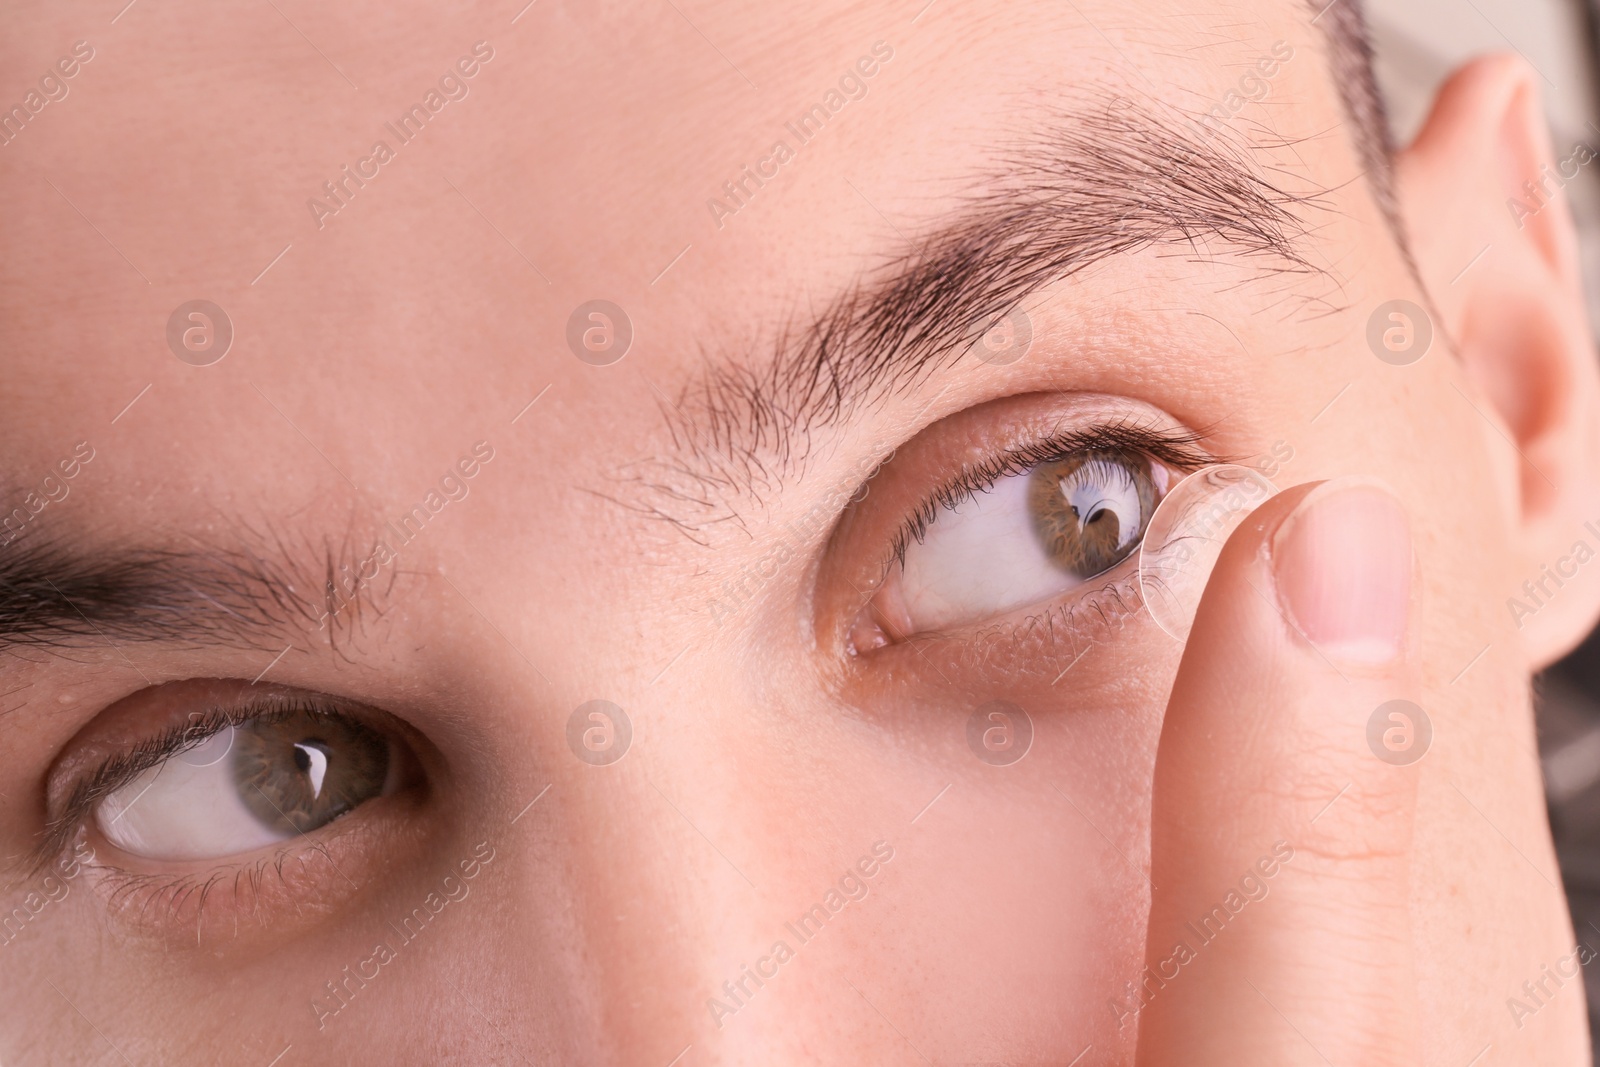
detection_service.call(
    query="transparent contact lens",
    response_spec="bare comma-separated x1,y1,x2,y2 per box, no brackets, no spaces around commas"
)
1137,464,1278,641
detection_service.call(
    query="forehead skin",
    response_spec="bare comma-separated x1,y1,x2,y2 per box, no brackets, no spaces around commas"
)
0,1,1563,1065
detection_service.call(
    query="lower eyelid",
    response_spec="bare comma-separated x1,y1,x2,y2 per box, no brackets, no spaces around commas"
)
79,789,416,949
977,554,1147,647
894,568,1154,682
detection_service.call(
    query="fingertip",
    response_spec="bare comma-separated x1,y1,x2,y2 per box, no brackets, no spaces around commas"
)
1268,478,1414,669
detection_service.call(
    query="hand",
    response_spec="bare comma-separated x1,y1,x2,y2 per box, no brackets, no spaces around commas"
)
1136,479,1423,1065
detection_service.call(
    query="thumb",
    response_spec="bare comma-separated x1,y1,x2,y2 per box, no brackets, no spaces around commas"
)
1133,478,1422,1066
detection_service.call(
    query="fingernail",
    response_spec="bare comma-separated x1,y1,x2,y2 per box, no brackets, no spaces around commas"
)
1272,480,1411,665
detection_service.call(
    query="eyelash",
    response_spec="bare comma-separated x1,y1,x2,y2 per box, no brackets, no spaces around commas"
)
36,692,348,873
885,416,1217,571
92,838,343,930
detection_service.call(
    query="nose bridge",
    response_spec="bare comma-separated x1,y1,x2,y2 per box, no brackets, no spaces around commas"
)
541,661,935,1064
540,677,774,1063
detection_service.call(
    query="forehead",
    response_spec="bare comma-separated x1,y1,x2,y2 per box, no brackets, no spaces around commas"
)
0,0,1356,550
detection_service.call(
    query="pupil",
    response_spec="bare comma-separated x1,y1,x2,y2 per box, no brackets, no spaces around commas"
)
293,745,312,773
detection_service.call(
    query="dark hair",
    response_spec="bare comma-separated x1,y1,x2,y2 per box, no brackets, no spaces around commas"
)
1317,0,1409,249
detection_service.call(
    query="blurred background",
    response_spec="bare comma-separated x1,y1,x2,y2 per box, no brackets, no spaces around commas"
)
1364,0,1600,1046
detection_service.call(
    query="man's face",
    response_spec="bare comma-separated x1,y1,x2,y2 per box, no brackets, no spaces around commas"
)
0,1,1574,1063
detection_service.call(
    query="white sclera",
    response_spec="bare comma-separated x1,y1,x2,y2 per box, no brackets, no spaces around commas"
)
1137,464,1278,641
95,726,293,861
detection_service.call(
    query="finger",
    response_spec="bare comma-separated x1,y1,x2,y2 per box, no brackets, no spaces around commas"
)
1132,478,1422,1066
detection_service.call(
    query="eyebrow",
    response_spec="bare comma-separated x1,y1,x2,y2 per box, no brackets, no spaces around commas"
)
0,529,392,662
652,98,1329,522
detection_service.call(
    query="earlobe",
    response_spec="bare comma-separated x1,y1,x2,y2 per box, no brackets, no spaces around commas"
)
1395,54,1600,668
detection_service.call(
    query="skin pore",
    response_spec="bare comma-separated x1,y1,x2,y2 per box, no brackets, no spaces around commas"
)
3,0,1600,1064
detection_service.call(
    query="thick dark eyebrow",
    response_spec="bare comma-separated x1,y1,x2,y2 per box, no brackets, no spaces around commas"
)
0,529,393,662
644,99,1330,530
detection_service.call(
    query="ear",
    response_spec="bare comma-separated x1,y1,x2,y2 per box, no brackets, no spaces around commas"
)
1395,53,1600,669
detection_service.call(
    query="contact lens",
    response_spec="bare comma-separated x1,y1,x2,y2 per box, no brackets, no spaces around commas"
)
1136,464,1278,641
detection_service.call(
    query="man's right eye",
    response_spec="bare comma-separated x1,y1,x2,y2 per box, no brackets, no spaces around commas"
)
39,680,436,945
96,708,404,862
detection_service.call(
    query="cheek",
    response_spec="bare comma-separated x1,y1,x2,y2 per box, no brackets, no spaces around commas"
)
814,611,1177,1048
824,691,1160,1059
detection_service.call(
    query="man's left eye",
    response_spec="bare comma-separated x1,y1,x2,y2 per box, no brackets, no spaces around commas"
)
854,448,1175,643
